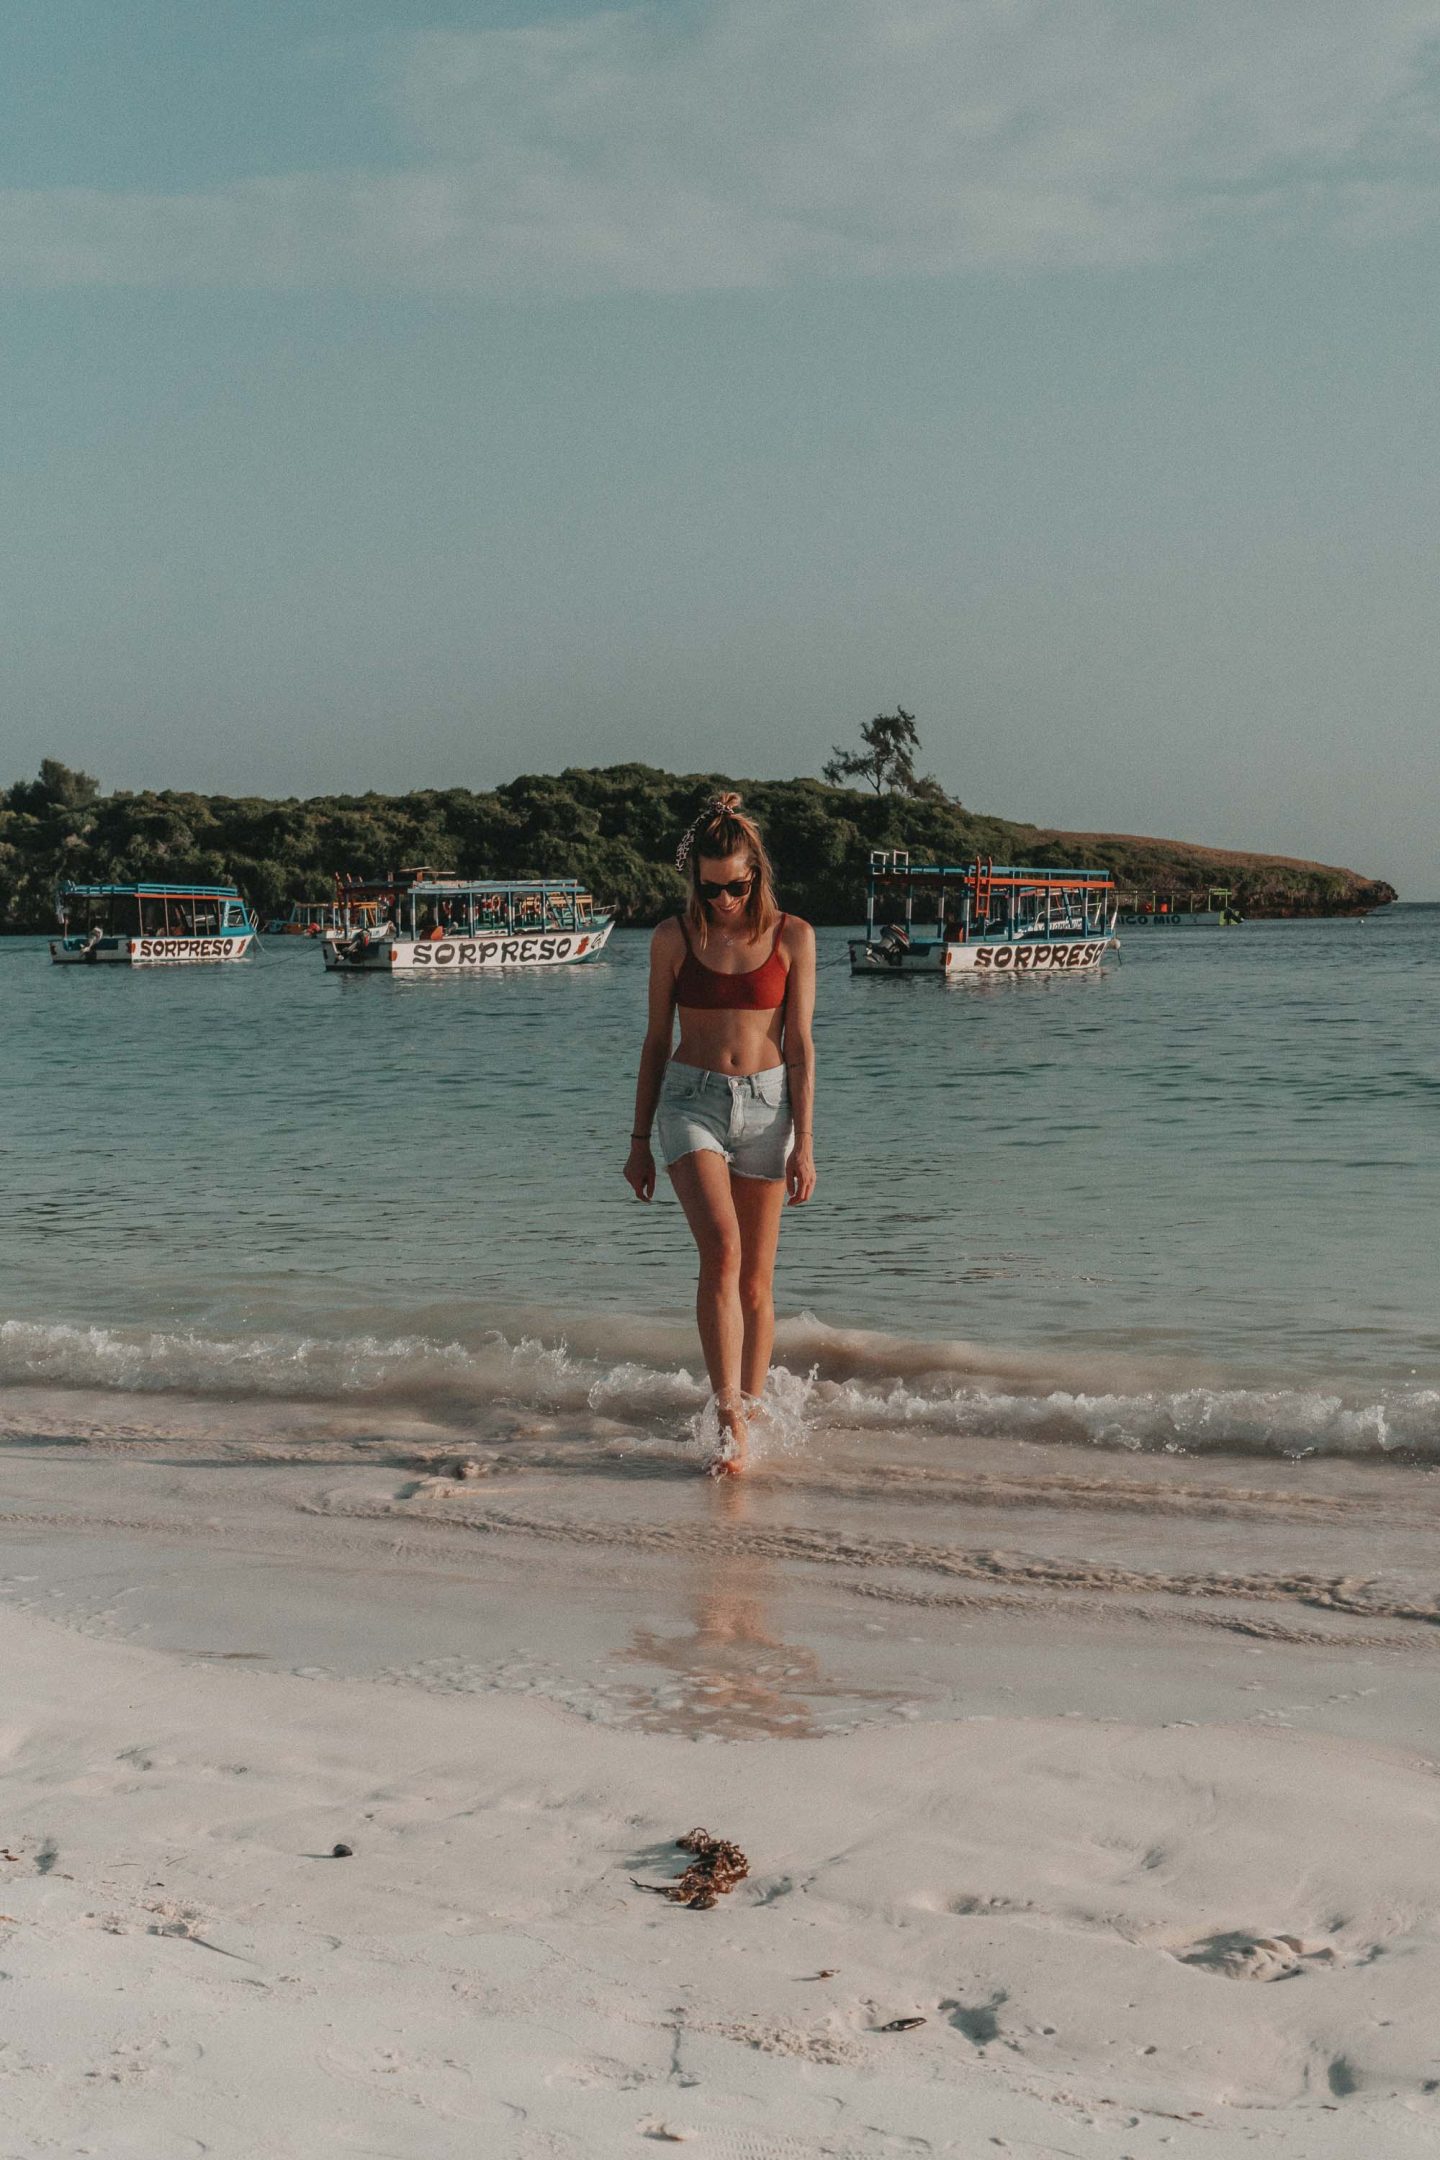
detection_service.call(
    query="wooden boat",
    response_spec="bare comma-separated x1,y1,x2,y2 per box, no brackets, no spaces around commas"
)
264,900,344,937
849,852,1117,977
51,882,257,965
321,868,615,973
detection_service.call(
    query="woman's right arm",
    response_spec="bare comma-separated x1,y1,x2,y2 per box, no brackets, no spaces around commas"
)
623,921,680,1202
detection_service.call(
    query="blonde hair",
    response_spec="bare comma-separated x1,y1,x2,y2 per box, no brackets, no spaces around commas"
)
679,792,780,949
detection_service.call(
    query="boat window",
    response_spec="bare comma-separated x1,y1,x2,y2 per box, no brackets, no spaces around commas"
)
410,901,459,940
84,892,141,937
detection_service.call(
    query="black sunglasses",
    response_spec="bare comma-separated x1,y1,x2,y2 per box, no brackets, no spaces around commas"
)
698,875,754,900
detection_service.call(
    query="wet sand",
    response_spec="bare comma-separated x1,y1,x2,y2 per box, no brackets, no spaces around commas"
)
2,1391,1439,2155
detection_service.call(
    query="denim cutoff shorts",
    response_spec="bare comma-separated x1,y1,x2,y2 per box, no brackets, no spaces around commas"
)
656,1062,792,1181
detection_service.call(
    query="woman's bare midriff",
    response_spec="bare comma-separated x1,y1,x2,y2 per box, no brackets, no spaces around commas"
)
673,1007,786,1076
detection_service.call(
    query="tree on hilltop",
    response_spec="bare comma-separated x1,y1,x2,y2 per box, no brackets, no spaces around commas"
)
824,709,928,796
6,758,100,816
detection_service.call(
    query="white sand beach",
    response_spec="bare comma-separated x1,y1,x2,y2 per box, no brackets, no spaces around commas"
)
2,1385,1439,2158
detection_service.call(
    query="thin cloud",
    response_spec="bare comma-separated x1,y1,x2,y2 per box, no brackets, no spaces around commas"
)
3,0,1438,290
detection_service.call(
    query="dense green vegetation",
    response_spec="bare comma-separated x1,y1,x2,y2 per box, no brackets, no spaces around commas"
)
0,757,1395,933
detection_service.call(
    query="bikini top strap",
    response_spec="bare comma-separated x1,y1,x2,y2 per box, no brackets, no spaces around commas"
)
771,912,787,955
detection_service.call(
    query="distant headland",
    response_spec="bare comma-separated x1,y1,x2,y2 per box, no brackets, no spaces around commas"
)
0,758,1396,933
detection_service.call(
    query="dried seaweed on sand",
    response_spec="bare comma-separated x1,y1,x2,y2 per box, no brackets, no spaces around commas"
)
632,1828,751,1910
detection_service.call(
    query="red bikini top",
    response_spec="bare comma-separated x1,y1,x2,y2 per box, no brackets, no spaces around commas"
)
675,915,789,1010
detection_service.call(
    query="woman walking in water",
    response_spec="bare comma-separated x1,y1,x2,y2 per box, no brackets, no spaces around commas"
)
623,794,816,1475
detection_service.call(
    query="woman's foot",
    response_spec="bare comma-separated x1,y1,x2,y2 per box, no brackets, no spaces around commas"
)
706,1394,749,1478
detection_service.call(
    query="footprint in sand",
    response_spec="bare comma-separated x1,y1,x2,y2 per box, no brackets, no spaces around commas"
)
1174,1930,1340,1981
941,1988,1009,2045
947,1891,1033,1916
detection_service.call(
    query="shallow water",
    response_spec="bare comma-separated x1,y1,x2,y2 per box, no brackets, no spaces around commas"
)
3,908,1437,1460
4,1373,1436,1748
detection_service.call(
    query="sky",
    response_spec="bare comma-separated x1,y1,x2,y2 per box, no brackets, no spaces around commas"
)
2,2,1437,892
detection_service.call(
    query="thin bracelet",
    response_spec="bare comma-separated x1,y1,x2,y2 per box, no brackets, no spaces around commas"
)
630,1131,651,1140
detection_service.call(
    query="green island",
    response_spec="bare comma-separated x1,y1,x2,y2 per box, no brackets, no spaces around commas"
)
0,757,1396,933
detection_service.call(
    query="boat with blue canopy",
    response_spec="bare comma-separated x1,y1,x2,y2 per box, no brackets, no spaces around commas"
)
850,851,1118,977
322,867,615,972
51,882,257,965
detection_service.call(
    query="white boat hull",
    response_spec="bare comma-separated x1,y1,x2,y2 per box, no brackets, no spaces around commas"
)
51,933,256,966
849,934,1115,977
322,916,616,972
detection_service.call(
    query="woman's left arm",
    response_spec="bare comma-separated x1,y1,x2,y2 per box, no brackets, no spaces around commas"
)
782,919,817,1205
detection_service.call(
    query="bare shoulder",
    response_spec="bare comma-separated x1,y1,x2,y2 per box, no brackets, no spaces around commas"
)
651,916,685,961
779,914,815,960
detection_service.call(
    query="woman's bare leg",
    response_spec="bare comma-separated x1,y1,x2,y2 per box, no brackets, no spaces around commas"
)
731,1174,786,1403
669,1151,748,1470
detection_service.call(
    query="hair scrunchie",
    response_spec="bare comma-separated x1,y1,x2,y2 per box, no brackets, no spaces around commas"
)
675,793,742,871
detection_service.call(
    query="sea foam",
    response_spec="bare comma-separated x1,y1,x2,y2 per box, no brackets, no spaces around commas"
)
1,1313,1436,1462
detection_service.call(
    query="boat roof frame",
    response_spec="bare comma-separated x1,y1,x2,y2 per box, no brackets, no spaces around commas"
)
57,880,245,899
868,860,1115,889
336,875,592,897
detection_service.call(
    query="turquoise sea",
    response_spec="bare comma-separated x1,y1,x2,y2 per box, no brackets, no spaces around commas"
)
2,907,1437,1459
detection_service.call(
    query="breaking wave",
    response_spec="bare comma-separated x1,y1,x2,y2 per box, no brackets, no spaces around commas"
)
1,1309,1436,1463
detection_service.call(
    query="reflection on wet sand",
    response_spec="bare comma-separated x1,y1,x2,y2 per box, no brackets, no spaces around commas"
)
621,1478,830,1738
